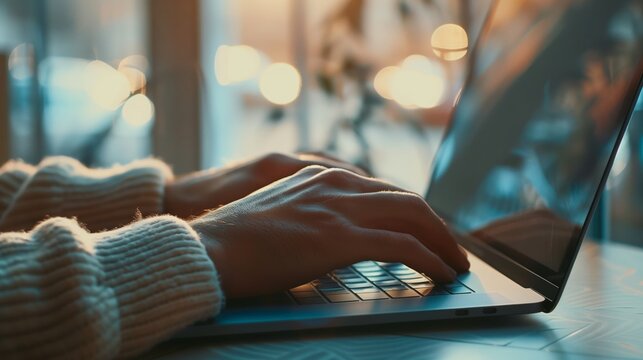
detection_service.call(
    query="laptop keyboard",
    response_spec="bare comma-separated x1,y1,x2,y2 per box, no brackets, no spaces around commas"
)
289,261,474,305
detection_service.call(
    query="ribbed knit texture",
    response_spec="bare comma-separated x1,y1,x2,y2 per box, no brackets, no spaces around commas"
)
0,157,172,232
0,158,224,359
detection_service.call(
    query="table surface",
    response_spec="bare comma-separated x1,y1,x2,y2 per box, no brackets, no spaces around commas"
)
146,240,643,360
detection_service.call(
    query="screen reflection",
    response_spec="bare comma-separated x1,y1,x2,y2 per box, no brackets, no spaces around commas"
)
427,0,642,284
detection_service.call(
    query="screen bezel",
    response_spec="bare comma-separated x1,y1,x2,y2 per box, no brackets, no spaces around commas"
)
424,0,643,312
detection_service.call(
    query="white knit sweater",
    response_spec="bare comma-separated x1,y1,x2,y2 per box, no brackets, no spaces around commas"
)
0,157,224,359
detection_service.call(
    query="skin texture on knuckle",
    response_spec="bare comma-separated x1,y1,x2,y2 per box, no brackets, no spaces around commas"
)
308,164,330,172
318,168,359,187
298,164,328,176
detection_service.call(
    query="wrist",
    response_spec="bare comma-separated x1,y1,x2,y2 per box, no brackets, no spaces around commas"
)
191,220,229,297
164,180,195,219
163,180,177,214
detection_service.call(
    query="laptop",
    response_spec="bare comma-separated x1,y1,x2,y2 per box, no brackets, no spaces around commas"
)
179,0,643,337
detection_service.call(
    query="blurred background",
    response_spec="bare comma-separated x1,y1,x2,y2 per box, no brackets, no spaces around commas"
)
0,0,640,245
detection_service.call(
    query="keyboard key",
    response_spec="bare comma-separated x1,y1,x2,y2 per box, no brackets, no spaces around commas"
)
333,268,355,275
359,271,389,277
316,286,344,292
390,269,419,276
296,297,327,305
353,261,377,268
395,273,426,280
379,284,408,291
290,284,315,292
367,275,395,282
445,285,472,294
290,291,319,298
352,287,384,294
326,293,359,303
385,289,421,298
316,282,343,290
373,279,400,287
408,282,433,289
336,274,361,281
320,288,351,295
345,283,376,290
341,277,367,284
357,292,389,300
405,278,433,285
414,287,431,296
311,279,331,286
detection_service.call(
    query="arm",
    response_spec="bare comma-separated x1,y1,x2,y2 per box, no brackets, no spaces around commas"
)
0,157,223,358
0,153,366,231
0,156,469,358
0,157,171,232
0,215,223,359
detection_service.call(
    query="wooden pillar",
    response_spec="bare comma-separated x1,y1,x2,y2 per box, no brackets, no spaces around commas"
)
0,53,9,163
148,0,202,174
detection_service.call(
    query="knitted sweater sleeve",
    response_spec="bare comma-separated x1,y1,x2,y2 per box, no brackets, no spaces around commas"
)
0,158,224,359
0,156,172,232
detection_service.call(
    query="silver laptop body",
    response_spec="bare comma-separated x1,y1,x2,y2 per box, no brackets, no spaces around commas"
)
179,0,643,337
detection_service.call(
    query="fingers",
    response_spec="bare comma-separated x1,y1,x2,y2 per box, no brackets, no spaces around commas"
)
296,168,466,268
292,167,400,195
355,229,457,283
337,192,470,273
288,166,469,273
256,152,367,183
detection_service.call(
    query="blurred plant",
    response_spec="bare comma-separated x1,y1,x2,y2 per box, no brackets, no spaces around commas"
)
316,0,473,172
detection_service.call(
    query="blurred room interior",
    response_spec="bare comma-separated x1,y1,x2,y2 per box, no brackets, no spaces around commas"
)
0,0,640,245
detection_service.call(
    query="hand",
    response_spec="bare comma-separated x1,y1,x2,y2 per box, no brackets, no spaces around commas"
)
190,165,469,299
165,152,367,219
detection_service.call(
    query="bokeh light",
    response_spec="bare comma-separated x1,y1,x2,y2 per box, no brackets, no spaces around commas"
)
122,94,154,126
373,66,399,100
85,60,131,110
431,24,468,61
377,54,446,109
215,45,262,85
118,55,148,93
259,63,301,105
118,54,150,74
118,66,147,93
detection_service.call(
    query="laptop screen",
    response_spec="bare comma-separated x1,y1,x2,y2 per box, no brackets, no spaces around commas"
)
426,0,642,287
